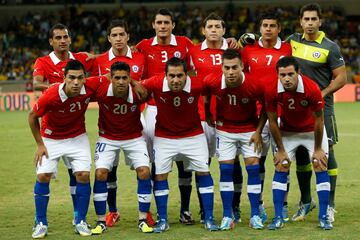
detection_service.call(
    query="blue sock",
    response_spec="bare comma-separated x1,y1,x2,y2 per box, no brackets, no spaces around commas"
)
220,164,234,218
68,169,77,218
107,166,118,212
246,164,261,217
138,178,152,213
315,171,330,219
34,181,50,226
76,182,91,224
272,171,288,218
93,179,108,216
177,164,192,213
197,174,214,221
154,180,169,220
232,161,243,209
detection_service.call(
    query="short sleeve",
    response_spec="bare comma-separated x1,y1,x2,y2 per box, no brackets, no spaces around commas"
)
33,58,45,78
328,43,345,70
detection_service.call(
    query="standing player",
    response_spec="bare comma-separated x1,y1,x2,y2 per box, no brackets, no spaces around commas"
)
32,23,96,225
188,13,245,223
90,62,153,234
92,19,151,228
136,8,196,224
241,11,292,222
204,49,265,230
29,60,102,238
287,3,346,222
141,57,218,232
266,56,332,230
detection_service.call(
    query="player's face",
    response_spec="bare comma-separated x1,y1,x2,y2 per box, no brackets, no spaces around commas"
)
108,27,129,51
63,69,86,97
166,65,187,92
260,19,280,41
222,58,243,88
278,65,298,91
49,29,71,52
111,70,130,96
300,11,321,35
152,14,174,38
202,20,225,42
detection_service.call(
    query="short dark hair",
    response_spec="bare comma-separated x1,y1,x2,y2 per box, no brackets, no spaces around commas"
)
107,19,129,36
165,57,187,73
300,3,322,19
259,10,280,27
202,12,225,28
153,8,174,23
222,49,242,62
49,23,70,39
276,56,299,73
110,61,130,76
64,60,85,76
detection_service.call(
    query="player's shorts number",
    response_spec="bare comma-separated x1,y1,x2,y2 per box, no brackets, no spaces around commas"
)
173,96,181,107
95,142,106,153
113,104,127,114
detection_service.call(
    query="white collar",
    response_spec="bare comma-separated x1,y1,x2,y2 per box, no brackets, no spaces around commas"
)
221,72,245,89
201,38,228,50
49,51,75,65
107,83,133,103
162,75,191,93
277,74,304,93
109,46,132,61
58,82,86,102
151,34,177,46
258,37,282,50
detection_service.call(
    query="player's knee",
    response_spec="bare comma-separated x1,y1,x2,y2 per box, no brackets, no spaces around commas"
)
195,171,210,176
37,173,52,183
137,166,150,180
244,157,259,166
155,173,168,181
275,162,290,172
95,168,108,181
75,171,90,183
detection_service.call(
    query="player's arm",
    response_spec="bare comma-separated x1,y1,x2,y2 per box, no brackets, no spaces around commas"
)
321,65,347,98
226,37,240,49
250,104,267,154
203,95,215,127
131,78,148,101
312,109,327,170
33,75,49,91
28,109,48,166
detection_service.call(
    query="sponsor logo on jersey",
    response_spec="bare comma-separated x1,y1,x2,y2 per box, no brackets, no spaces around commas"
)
131,105,137,112
58,109,65,113
312,51,321,59
53,71,60,77
174,51,181,58
241,98,249,104
160,97,166,103
198,58,205,63
105,68,110,72
188,96,194,104
251,57,258,63
148,54,155,59
132,65,139,73
300,100,308,106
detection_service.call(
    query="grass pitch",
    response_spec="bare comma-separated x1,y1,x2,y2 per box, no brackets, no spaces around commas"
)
0,102,359,239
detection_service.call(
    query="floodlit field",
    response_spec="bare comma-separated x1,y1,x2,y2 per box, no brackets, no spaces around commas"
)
0,102,359,239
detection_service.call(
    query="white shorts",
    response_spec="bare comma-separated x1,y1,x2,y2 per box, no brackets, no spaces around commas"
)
36,133,91,174
94,136,150,171
279,129,329,161
154,134,209,174
216,130,261,161
143,105,157,161
201,121,216,157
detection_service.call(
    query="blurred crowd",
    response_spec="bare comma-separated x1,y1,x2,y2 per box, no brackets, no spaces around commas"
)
0,3,359,82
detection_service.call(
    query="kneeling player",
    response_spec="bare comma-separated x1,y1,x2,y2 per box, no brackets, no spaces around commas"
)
266,56,332,230
91,62,153,234
142,57,218,232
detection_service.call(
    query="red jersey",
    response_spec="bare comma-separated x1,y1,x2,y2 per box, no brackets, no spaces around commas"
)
188,40,228,121
33,76,104,139
92,46,145,80
204,72,264,133
93,81,143,140
136,35,193,105
142,75,203,138
265,74,324,132
33,51,96,84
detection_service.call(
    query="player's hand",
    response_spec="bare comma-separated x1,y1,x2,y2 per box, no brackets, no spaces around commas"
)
249,132,263,154
238,33,258,48
226,37,240,49
81,52,96,61
274,150,290,167
312,149,328,170
130,45,139,53
132,80,148,100
205,112,215,127
35,144,48,166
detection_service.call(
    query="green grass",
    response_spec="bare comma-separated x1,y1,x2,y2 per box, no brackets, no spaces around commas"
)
0,102,360,239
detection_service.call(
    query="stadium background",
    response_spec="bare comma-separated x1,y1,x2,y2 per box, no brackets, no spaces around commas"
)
0,1,360,239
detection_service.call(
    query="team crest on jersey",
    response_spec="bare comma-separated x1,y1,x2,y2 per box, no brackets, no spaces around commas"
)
188,96,194,104
85,98,90,104
131,105,137,112
312,51,321,59
132,65,139,73
242,98,249,104
300,100,308,106
174,51,181,58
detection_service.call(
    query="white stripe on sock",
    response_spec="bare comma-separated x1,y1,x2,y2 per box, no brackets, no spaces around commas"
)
154,189,169,196
247,184,262,194
199,186,214,194
219,182,234,191
316,182,330,191
272,181,287,191
94,192,108,201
